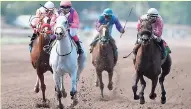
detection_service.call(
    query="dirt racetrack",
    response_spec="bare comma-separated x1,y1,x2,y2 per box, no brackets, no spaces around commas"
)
1,34,191,109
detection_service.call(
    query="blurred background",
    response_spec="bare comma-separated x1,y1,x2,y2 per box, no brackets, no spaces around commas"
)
1,1,191,44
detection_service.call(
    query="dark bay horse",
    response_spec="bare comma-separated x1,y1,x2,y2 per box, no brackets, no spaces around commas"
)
29,18,53,102
91,25,117,98
132,19,172,104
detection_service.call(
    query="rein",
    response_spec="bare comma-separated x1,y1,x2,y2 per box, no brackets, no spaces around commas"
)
56,35,74,57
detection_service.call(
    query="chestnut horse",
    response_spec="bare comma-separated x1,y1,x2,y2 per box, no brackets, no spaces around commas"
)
29,17,53,102
132,19,172,104
91,24,117,98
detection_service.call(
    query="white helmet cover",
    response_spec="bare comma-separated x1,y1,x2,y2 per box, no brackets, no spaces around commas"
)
147,8,159,17
44,1,55,9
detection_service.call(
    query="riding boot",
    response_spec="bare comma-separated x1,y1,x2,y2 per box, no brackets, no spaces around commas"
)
113,46,118,65
158,40,166,59
29,33,37,47
167,46,172,53
90,34,99,53
29,33,37,52
75,40,84,54
109,38,118,65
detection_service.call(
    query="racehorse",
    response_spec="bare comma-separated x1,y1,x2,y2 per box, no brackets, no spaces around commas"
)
91,24,117,98
49,16,87,108
132,19,172,104
29,16,53,102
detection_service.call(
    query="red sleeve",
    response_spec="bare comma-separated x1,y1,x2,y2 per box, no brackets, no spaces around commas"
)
70,10,80,28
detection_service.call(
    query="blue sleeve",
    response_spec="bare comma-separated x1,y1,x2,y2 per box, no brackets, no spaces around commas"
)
113,16,123,32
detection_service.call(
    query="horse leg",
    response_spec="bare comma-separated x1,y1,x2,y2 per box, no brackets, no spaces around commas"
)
160,55,171,104
60,76,67,98
139,75,146,104
70,69,78,106
37,68,46,102
107,69,113,90
110,38,118,65
34,76,40,93
149,77,158,100
96,73,100,87
53,72,63,108
96,69,104,98
159,73,167,104
132,73,140,100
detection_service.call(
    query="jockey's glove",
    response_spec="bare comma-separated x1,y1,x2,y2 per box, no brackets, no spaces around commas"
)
120,28,125,33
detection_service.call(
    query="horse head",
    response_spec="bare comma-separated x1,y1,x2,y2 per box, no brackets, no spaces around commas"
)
54,16,69,41
138,19,154,45
99,23,110,44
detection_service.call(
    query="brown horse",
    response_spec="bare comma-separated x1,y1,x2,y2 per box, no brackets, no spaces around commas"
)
29,20,53,102
132,19,172,104
91,25,117,98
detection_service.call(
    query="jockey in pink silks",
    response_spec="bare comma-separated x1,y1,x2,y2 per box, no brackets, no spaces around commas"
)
44,0,83,54
29,1,57,51
133,8,169,61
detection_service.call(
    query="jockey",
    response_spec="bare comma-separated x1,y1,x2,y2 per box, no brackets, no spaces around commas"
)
29,1,57,49
133,8,166,61
89,8,125,58
43,1,57,26
29,7,46,48
44,0,83,54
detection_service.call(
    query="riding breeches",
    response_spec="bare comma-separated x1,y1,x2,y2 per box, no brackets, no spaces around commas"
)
69,28,78,37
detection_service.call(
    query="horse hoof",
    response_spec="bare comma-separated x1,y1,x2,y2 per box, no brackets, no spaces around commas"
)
62,91,67,98
57,104,64,109
140,97,145,104
70,91,77,99
161,97,166,104
101,94,104,99
73,99,78,106
34,87,40,93
55,91,62,100
42,99,46,103
96,82,99,87
149,93,157,100
134,95,140,100
107,84,113,90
